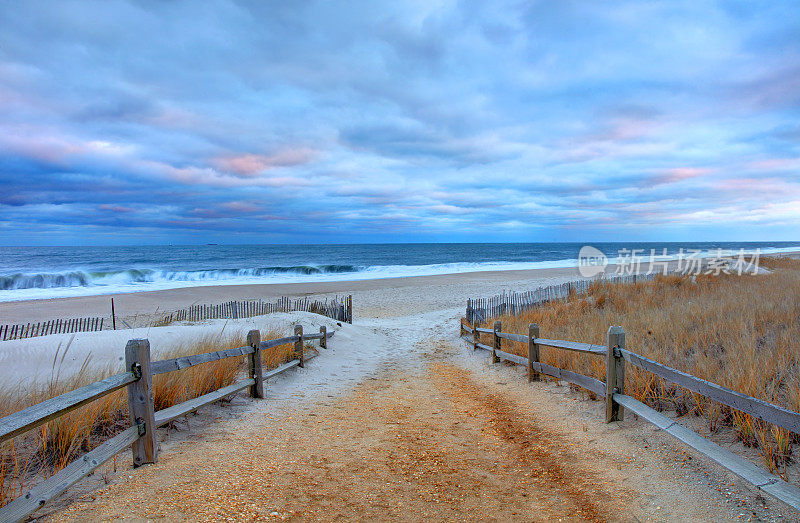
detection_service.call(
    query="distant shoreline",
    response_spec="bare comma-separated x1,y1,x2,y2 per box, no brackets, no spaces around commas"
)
0,265,586,325
2,242,799,303
3,250,798,327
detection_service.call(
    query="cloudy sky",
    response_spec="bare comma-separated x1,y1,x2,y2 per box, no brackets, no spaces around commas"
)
1,1,798,245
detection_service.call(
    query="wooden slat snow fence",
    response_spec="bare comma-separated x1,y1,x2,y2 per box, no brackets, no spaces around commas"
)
0,296,353,344
458,320,800,512
158,295,353,325
0,317,104,341
0,325,335,522
466,273,656,324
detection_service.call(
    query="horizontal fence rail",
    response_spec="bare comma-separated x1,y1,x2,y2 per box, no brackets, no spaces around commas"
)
0,426,142,522
154,379,255,427
466,273,658,324
489,329,606,355
459,319,800,512
619,349,800,434
260,335,301,350
158,295,353,326
1,317,104,341
0,371,138,444
151,345,255,376
0,324,335,521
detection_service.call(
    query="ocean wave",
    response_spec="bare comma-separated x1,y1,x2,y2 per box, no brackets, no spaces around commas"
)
0,265,364,290
0,271,92,290
1,244,798,301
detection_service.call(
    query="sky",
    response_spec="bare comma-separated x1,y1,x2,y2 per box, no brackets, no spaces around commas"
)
0,0,799,245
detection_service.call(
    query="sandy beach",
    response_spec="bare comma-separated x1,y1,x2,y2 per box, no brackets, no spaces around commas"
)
3,260,800,519
30,284,792,521
3,250,789,327
0,265,590,326
0,265,586,387
0,256,788,387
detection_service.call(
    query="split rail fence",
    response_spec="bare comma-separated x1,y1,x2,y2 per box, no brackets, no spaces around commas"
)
159,295,353,325
459,320,800,512
0,324,334,522
466,273,656,324
0,317,103,341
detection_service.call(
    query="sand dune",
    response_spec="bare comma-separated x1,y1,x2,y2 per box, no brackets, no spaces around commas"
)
0,311,341,389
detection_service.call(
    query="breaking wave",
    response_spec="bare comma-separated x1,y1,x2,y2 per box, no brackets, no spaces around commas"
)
0,265,363,290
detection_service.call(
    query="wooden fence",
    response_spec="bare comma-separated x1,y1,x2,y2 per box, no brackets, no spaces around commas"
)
458,320,800,512
0,295,353,344
0,324,334,522
158,295,353,325
466,273,656,324
0,317,104,341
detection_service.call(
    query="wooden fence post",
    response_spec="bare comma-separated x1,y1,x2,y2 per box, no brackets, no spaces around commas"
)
605,326,626,422
347,295,353,324
125,339,157,466
492,321,501,364
247,330,263,399
472,323,479,351
295,325,304,368
319,326,327,349
528,323,540,382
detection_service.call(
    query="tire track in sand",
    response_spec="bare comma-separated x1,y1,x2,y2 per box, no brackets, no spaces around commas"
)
53,358,635,521
430,362,632,521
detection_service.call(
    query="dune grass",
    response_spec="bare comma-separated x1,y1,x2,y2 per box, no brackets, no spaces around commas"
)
472,257,800,478
0,327,295,508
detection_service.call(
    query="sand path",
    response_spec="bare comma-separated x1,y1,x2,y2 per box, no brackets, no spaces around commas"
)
48,310,785,521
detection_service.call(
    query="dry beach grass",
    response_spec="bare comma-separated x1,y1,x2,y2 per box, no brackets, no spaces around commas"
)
474,257,800,480
0,327,293,508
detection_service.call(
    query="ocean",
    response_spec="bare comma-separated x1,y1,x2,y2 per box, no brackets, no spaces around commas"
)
0,242,798,302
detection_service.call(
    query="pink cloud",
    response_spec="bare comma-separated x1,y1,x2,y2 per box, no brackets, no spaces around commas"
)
253,214,289,221
188,207,223,219
579,107,661,145
212,148,316,177
747,158,800,171
98,204,134,213
142,160,313,188
220,201,261,213
0,126,134,165
1,131,87,164
651,167,714,185
591,119,653,142
558,140,673,163
716,177,799,194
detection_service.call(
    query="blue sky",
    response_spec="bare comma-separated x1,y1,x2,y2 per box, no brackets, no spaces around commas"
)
0,0,798,245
